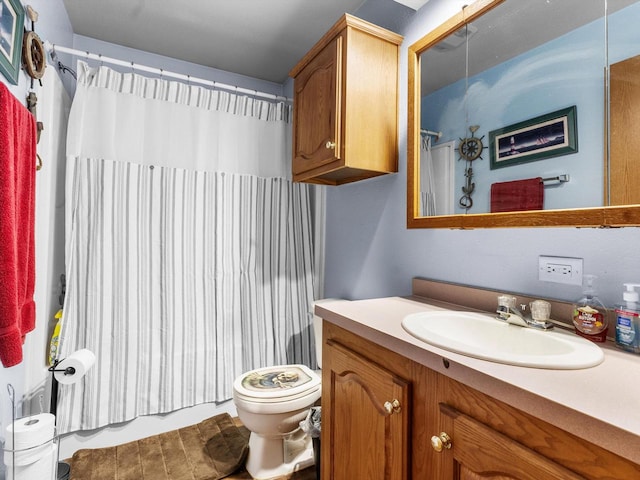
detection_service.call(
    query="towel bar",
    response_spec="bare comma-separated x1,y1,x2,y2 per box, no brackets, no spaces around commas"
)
541,174,569,185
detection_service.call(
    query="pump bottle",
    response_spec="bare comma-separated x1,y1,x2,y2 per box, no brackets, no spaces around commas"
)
615,283,640,354
572,274,608,343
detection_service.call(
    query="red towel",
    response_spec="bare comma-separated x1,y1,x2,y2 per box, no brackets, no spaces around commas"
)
0,83,37,367
490,177,544,213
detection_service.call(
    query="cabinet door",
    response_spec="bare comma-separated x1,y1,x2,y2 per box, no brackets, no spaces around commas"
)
436,403,585,480
609,54,640,205
322,340,409,480
292,35,341,175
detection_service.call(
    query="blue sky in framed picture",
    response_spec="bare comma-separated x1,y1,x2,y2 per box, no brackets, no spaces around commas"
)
0,1,16,60
0,0,23,84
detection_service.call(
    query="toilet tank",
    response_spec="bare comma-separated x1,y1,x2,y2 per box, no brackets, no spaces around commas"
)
313,309,323,369
313,299,342,369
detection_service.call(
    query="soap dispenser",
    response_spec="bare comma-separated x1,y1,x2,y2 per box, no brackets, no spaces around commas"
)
615,283,640,354
572,274,608,343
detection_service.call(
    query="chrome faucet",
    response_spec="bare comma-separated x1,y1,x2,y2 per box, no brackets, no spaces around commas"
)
496,304,554,330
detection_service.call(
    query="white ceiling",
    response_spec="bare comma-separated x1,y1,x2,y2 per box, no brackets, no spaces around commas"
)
60,0,389,84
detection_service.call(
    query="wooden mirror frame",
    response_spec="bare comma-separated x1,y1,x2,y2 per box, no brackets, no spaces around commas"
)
407,0,640,229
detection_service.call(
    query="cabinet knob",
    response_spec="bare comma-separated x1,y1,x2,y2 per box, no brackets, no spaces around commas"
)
431,432,452,452
325,141,336,149
383,399,401,414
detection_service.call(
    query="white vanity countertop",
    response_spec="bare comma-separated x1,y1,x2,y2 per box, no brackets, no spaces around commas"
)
316,296,640,464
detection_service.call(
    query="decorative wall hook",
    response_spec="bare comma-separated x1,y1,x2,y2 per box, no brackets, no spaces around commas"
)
458,125,486,210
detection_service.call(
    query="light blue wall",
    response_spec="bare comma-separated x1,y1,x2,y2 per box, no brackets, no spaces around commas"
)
325,0,640,310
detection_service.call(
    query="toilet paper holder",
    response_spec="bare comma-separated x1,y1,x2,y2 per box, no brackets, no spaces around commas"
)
47,360,77,377
48,348,96,380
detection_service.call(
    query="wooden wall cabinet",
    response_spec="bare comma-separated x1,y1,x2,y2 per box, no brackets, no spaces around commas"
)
289,14,403,185
322,322,640,480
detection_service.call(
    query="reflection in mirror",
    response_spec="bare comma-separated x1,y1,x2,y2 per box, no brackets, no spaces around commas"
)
408,0,640,228
609,5,640,206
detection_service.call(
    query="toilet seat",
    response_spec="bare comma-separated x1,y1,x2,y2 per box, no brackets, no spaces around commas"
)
233,364,321,414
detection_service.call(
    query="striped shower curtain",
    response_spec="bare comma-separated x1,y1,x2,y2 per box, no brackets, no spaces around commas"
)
57,62,317,433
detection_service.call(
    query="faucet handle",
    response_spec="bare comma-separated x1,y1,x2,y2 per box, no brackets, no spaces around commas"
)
520,304,527,311
497,295,517,309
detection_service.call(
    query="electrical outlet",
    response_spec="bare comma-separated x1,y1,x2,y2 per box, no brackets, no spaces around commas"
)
538,256,583,285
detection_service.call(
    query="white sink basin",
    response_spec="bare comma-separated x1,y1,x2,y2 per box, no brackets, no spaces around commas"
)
402,310,604,369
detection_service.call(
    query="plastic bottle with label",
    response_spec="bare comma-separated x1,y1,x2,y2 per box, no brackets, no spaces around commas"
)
572,274,608,343
615,283,640,354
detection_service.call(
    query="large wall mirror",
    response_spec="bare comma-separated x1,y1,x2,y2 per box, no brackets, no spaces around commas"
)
407,0,640,228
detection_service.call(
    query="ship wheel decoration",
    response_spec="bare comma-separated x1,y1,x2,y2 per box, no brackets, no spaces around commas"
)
457,125,486,210
22,6,46,83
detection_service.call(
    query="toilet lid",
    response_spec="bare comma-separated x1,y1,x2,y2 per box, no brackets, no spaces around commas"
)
233,364,320,401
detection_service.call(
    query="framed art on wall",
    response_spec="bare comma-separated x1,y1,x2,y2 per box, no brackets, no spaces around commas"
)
489,106,578,170
0,0,24,85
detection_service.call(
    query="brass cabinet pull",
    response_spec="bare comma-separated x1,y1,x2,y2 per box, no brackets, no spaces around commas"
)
383,399,401,414
431,432,452,452
325,141,336,149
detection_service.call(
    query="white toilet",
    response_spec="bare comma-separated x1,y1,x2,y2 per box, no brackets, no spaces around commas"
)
232,312,324,479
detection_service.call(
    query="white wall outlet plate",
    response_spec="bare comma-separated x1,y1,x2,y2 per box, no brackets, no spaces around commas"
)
538,256,583,285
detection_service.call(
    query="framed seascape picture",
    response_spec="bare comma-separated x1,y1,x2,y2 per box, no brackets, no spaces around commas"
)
0,0,24,85
489,106,578,170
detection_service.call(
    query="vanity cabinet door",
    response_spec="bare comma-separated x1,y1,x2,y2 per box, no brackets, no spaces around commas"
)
435,403,585,480
322,340,410,480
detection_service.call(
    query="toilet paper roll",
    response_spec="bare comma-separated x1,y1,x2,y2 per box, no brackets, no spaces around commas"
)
6,442,57,480
5,413,55,451
54,348,96,385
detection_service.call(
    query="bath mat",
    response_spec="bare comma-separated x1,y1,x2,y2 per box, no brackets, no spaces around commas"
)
68,413,250,480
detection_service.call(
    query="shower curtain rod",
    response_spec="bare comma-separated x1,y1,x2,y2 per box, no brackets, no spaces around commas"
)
421,128,442,140
44,42,293,103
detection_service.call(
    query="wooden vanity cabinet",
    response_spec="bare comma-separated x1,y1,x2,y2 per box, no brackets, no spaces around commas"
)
289,15,402,185
321,322,640,480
